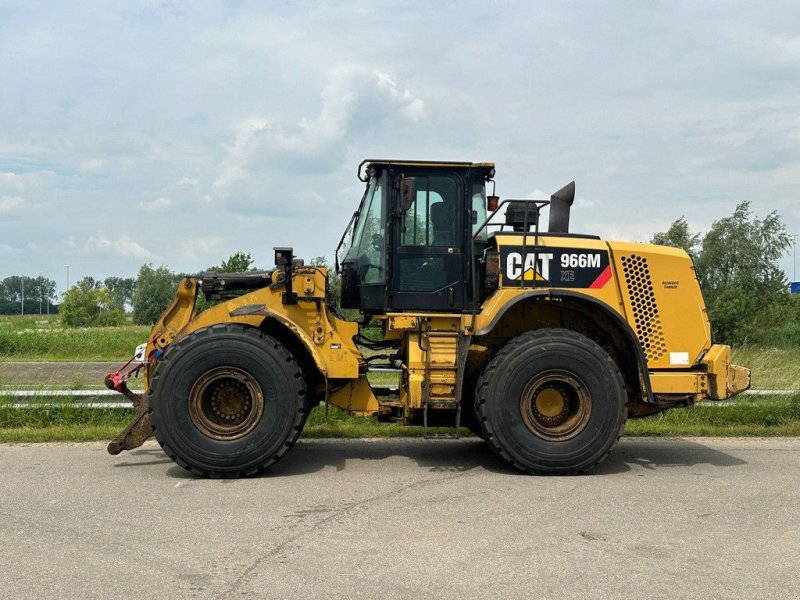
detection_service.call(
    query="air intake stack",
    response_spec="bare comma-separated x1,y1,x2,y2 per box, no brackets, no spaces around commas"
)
548,181,576,233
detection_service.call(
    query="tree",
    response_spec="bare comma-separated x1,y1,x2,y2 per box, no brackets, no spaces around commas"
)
694,202,792,344
60,277,124,327
655,203,792,345
194,251,258,313
132,265,178,325
0,275,58,315
103,277,136,311
651,216,701,258
219,251,255,273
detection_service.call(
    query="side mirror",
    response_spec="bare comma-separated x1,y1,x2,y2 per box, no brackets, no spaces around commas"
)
401,177,416,211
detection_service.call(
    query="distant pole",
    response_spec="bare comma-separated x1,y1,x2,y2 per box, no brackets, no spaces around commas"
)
21,278,24,316
39,272,43,316
794,235,797,282
65,265,70,293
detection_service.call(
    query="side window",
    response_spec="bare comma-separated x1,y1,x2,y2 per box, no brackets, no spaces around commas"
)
401,176,459,247
471,182,488,241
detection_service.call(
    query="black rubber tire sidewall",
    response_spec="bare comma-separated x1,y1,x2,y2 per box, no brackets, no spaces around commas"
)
149,325,306,477
477,329,626,474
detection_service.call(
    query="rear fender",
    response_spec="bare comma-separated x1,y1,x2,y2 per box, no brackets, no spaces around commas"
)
476,289,655,403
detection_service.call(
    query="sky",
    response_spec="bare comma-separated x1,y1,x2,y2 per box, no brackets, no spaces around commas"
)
1,0,799,295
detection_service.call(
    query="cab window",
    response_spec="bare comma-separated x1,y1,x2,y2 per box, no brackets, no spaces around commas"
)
401,175,459,247
352,176,385,284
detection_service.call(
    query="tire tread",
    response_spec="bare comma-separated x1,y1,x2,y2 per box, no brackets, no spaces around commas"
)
475,328,626,475
149,323,307,478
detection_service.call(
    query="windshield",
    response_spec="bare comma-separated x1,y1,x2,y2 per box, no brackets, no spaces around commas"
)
347,176,386,284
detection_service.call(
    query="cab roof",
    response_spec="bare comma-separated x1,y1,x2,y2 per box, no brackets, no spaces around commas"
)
358,159,495,181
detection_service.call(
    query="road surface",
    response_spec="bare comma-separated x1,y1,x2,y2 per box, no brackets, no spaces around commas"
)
1,437,798,599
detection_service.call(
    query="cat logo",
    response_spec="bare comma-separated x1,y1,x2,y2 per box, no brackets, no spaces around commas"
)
500,246,612,289
505,252,554,281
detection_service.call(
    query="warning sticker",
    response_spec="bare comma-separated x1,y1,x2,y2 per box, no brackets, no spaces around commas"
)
669,352,690,366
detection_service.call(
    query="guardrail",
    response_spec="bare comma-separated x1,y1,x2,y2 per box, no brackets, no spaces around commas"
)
0,389,142,409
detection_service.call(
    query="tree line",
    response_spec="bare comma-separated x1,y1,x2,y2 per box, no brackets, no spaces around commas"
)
57,251,258,327
0,275,58,315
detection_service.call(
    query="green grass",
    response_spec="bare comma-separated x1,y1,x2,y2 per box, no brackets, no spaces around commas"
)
0,315,149,361
732,345,800,391
626,394,800,436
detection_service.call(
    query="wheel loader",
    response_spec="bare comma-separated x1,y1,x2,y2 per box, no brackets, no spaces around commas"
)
106,159,750,476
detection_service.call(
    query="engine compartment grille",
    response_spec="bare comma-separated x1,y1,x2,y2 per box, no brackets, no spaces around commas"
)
621,255,666,363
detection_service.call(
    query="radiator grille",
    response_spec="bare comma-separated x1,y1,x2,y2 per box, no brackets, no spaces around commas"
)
621,255,666,362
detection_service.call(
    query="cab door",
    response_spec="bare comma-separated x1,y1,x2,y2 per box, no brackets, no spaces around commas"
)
391,172,465,311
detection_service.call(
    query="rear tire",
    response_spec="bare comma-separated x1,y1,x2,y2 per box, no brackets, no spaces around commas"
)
476,328,626,474
149,324,307,478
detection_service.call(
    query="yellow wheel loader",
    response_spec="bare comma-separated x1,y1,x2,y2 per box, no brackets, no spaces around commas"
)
106,160,750,476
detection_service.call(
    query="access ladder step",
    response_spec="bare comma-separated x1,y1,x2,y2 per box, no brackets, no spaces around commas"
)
425,400,459,408
422,402,462,440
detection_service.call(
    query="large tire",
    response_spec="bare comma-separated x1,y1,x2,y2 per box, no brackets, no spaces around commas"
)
476,328,627,474
149,323,307,478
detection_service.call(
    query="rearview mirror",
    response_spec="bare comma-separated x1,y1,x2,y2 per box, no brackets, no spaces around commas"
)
401,177,416,211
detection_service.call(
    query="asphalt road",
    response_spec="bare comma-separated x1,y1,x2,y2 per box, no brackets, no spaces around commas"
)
1,438,798,600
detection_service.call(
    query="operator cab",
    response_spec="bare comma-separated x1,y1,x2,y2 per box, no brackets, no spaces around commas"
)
337,160,494,314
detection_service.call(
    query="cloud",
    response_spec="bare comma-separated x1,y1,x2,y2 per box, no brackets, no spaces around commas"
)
177,237,224,262
212,66,426,215
79,159,105,173
81,236,155,259
139,196,172,211
0,196,28,214
0,171,56,193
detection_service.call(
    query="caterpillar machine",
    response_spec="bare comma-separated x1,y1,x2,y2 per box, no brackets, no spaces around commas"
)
106,160,750,476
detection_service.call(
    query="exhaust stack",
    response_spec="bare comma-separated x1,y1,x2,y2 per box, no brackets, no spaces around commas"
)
548,181,576,233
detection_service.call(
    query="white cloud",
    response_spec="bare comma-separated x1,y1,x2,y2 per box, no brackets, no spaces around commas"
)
79,159,105,172
177,177,200,188
178,237,224,262
0,244,19,256
575,197,599,209
82,236,155,259
139,196,172,211
0,171,56,193
0,196,27,214
526,189,549,200
213,117,270,194
212,65,427,208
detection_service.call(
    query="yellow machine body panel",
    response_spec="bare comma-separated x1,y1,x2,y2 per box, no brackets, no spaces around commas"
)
143,268,364,386
474,234,746,400
608,241,710,370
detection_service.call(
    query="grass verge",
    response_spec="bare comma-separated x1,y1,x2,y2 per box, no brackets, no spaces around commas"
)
0,315,149,361
1,394,799,443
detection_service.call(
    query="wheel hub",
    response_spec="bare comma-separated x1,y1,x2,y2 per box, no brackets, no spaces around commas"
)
189,367,264,440
520,370,592,441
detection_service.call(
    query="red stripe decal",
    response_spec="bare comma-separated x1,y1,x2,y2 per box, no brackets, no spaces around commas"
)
589,265,612,289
